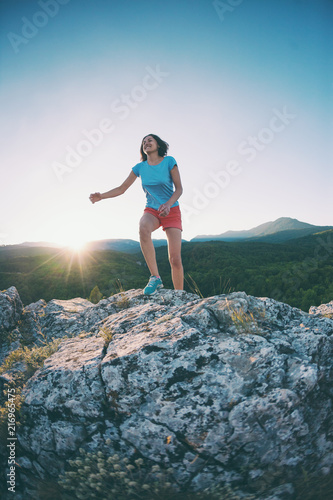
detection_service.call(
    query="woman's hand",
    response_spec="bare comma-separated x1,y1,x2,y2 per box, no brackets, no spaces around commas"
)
89,192,102,204
158,203,171,217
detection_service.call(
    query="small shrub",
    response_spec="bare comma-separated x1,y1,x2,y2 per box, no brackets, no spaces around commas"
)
89,285,103,304
0,338,62,378
293,468,333,500
0,338,62,441
58,446,255,500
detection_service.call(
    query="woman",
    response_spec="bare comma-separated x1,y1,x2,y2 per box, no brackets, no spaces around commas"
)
89,134,183,296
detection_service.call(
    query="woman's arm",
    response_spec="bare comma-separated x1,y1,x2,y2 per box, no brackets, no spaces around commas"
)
158,165,183,216
89,171,137,204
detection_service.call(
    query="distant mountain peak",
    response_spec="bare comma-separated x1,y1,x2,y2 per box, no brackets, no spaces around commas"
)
192,217,332,243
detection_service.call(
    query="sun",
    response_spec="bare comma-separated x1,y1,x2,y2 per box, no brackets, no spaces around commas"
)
55,236,88,252
67,237,88,252
68,240,87,252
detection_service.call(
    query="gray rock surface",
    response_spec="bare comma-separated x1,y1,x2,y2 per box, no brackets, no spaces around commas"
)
310,300,333,319
0,286,23,333
0,287,333,499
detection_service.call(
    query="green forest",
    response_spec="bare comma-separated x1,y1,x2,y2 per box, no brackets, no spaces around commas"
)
0,230,332,312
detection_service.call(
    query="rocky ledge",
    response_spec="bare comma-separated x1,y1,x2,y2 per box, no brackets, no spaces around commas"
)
0,287,333,499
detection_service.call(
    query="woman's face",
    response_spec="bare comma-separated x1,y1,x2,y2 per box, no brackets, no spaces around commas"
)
142,135,158,154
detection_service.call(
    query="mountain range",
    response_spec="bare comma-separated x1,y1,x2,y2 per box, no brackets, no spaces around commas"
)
7,239,167,253
3,218,333,251
191,217,333,244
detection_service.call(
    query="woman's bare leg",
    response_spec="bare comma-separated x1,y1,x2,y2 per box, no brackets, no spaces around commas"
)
139,213,160,276
165,227,183,289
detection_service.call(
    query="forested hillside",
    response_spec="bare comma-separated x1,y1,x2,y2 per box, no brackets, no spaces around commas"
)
173,230,333,311
0,230,332,311
0,246,147,305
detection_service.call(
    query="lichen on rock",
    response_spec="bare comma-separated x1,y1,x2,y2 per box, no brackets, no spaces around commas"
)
0,286,332,499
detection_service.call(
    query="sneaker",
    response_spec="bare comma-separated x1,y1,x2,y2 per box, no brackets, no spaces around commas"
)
143,276,163,296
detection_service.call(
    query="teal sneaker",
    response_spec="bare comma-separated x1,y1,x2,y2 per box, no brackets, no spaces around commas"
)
143,276,163,296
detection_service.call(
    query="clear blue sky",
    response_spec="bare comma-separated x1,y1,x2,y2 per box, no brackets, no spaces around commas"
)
1,0,332,246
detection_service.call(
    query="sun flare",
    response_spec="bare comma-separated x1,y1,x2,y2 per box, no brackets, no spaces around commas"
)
56,237,88,252
68,240,86,252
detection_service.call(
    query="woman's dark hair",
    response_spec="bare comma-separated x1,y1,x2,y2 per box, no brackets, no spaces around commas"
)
140,134,169,161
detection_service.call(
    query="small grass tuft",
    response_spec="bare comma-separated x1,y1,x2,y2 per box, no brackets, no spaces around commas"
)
185,274,204,298
99,326,113,346
230,308,258,334
156,314,174,324
114,279,130,309
226,300,265,335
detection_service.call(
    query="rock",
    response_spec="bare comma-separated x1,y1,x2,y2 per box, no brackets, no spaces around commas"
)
1,288,333,499
310,300,333,319
0,286,23,334
17,293,143,344
0,360,28,405
0,287,24,364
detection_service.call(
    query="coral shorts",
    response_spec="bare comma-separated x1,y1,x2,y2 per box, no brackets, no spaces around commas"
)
144,205,182,231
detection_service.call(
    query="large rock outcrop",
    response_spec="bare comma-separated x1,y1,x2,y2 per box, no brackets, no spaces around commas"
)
0,287,332,499
0,286,23,335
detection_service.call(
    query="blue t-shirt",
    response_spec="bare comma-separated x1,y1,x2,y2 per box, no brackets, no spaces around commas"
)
132,156,179,210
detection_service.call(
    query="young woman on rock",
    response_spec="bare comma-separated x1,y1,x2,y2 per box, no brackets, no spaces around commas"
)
89,134,183,295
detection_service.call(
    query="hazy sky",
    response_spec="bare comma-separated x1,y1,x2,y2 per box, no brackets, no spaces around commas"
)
1,0,332,246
